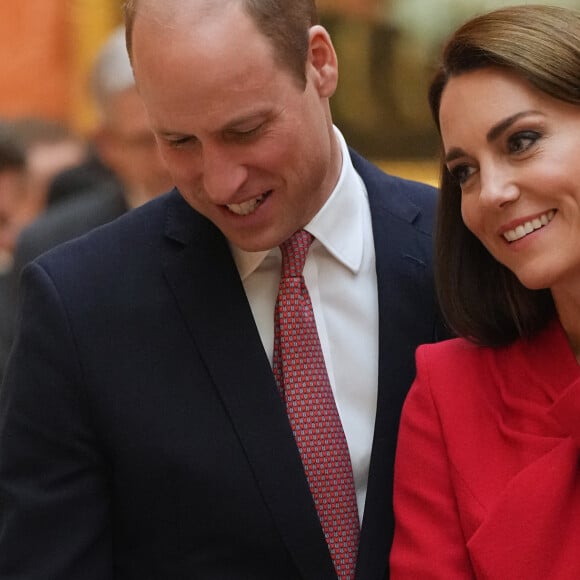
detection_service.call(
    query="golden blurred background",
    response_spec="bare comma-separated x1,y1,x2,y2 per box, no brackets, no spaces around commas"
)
0,0,575,184
0,0,122,133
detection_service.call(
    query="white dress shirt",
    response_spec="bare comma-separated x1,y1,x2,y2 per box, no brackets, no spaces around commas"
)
231,128,378,522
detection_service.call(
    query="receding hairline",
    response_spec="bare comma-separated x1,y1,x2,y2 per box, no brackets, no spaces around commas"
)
125,0,258,61
123,0,317,87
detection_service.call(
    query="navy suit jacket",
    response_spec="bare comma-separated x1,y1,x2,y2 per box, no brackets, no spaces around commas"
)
0,150,446,579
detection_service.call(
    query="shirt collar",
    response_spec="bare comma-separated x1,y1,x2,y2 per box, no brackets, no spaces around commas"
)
232,126,366,280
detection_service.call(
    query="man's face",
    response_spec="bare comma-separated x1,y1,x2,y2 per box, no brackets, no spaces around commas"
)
97,87,173,201
131,0,340,251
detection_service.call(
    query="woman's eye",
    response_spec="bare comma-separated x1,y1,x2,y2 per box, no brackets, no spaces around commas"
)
507,131,540,154
448,163,473,185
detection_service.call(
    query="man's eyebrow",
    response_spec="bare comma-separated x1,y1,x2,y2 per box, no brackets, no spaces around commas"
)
156,130,186,139
221,109,271,130
155,109,272,139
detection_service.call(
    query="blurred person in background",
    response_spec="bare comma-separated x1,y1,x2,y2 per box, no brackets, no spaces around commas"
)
0,116,87,272
12,25,172,271
0,115,86,381
0,123,27,381
0,121,27,274
0,116,88,380
0,26,172,382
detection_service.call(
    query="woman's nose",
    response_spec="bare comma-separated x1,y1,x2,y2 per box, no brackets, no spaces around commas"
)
479,166,520,208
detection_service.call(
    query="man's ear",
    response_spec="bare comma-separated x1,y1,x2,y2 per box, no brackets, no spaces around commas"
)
306,25,338,98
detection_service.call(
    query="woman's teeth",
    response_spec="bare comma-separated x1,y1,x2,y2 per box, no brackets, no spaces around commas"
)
503,210,555,242
226,194,266,216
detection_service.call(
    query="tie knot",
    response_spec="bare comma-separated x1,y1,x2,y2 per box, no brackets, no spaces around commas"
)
279,230,313,279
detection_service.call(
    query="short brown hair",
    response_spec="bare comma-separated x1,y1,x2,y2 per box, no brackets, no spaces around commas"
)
123,0,318,87
429,5,580,346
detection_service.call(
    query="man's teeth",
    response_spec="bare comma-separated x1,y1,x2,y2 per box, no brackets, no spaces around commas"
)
226,194,265,216
503,210,555,242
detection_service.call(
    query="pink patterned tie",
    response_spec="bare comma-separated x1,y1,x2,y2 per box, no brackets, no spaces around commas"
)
273,229,360,579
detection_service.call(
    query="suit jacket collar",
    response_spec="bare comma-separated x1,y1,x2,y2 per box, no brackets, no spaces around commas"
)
161,148,433,580
163,195,337,579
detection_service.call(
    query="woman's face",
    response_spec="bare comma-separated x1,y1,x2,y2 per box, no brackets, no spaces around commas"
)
439,66,580,294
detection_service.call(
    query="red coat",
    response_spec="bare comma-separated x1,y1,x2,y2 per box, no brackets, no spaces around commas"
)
390,318,580,579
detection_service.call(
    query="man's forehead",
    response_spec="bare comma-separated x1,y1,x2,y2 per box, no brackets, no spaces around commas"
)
133,0,239,27
130,0,261,73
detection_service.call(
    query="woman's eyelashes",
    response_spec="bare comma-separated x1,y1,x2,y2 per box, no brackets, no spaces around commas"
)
446,129,543,185
448,162,474,185
506,130,541,155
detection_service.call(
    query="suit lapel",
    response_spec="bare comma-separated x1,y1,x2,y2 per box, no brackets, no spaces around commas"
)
161,194,337,580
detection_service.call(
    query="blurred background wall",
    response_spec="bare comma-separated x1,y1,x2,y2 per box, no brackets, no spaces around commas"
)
0,0,121,133
0,0,576,181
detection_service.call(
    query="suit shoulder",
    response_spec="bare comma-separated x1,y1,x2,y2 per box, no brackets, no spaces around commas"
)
35,189,180,274
349,148,437,196
413,338,502,407
18,187,125,247
416,337,484,370
349,148,438,231
12,190,126,276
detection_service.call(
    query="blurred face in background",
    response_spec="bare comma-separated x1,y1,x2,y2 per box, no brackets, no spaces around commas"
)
0,132,86,272
22,137,87,222
95,87,173,205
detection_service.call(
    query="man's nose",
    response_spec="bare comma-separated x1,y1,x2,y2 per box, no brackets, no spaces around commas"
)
201,145,248,204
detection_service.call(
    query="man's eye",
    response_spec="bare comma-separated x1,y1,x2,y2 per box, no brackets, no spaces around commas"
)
230,123,264,140
168,137,191,146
